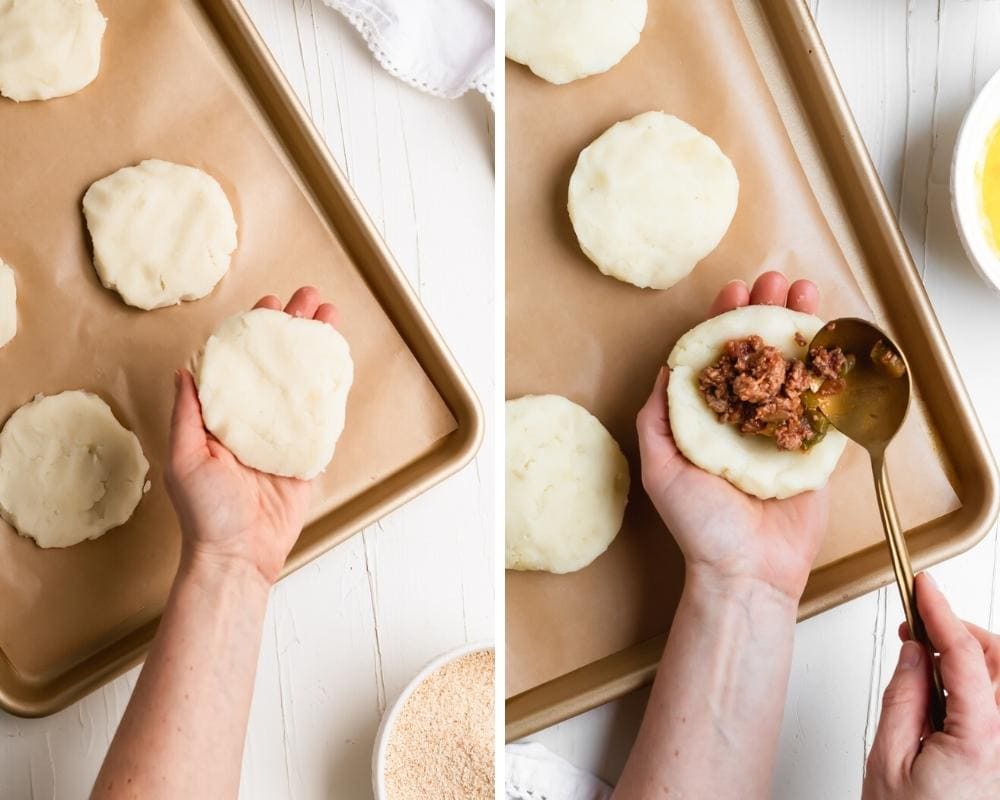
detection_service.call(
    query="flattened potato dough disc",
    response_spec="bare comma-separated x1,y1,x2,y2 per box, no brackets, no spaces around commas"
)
668,305,847,500
83,159,238,310
0,0,106,102
0,259,15,348
506,0,647,85
506,395,630,574
569,111,739,290
197,309,354,480
0,391,149,548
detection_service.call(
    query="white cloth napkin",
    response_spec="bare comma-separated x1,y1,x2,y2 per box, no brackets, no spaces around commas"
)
506,743,613,800
322,0,495,107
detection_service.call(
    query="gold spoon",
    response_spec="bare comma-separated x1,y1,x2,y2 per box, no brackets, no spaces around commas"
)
809,317,946,731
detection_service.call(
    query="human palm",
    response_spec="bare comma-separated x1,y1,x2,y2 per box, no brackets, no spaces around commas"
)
637,272,829,600
165,287,339,586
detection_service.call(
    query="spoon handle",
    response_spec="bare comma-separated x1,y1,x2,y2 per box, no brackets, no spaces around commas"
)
871,454,947,732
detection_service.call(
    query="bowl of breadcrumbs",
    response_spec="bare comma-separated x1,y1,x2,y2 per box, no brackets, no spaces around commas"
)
372,642,495,800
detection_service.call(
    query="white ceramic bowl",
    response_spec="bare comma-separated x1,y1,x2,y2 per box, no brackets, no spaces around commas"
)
371,640,494,800
952,66,1000,291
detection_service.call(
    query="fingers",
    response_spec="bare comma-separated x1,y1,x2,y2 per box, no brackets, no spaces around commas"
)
284,286,321,318
636,366,684,492
902,603,1000,706
900,617,1000,653
749,271,790,306
708,280,750,318
916,573,997,731
786,279,820,314
868,641,930,775
168,369,208,473
253,288,338,327
253,295,282,311
314,302,339,327
637,365,672,437
709,274,818,316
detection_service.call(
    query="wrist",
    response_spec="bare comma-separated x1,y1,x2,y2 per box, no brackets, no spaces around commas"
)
684,564,802,617
178,547,273,601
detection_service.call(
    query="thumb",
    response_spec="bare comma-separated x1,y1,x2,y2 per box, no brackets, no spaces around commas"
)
636,366,683,485
868,641,930,776
168,369,208,473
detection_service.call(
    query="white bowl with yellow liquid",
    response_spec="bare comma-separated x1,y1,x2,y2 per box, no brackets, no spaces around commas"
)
953,67,1000,291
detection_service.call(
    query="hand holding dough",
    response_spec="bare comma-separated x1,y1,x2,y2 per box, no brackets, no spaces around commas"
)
0,0,107,102
196,300,353,480
636,274,833,601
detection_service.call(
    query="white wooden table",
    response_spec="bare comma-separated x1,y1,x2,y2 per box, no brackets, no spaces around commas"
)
526,2,1000,798
0,2,494,798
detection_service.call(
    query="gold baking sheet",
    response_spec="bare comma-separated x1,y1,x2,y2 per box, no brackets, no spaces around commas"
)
505,0,998,739
0,0,481,717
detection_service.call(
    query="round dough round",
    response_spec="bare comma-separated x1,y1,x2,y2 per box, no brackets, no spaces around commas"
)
667,305,847,500
506,0,647,85
569,111,739,290
197,308,354,480
506,395,630,574
0,259,16,349
83,159,238,310
0,391,149,548
0,0,106,102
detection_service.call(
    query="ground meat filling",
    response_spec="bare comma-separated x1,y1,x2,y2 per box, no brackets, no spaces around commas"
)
697,335,848,451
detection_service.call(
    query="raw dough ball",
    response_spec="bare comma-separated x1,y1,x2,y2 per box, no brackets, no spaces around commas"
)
0,259,15,348
83,159,238,310
506,0,647,85
506,395,630,574
197,308,354,480
0,391,149,548
569,111,739,290
0,0,106,102
668,305,847,500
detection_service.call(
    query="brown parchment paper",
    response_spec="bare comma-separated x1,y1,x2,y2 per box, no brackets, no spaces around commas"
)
506,0,961,697
0,0,456,681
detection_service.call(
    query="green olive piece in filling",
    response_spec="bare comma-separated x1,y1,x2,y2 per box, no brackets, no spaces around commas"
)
802,400,830,451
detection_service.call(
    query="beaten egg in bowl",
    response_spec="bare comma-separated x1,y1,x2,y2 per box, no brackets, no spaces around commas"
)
953,68,1000,290
981,121,1000,255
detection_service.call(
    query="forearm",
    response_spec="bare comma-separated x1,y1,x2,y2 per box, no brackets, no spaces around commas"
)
92,553,271,800
613,568,799,800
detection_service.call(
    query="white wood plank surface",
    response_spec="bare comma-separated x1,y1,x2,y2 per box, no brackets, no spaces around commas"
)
524,3,1000,798
0,2,494,798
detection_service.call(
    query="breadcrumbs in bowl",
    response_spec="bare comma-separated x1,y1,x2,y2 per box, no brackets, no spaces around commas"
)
372,643,494,800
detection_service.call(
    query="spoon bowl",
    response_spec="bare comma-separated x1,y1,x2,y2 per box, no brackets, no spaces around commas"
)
808,317,910,455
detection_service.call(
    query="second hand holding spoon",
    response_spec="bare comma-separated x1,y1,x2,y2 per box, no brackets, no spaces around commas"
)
809,317,946,731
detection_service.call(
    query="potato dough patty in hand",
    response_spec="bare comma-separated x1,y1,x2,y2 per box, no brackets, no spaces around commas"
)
506,394,630,574
668,305,847,500
196,308,354,480
0,391,149,548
